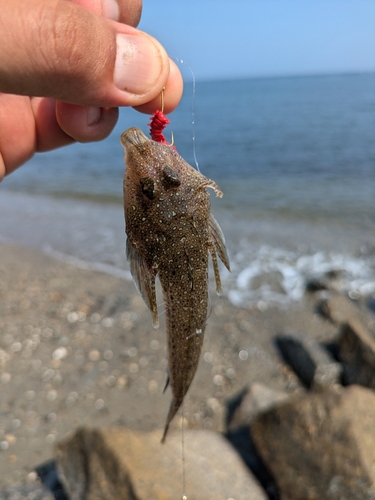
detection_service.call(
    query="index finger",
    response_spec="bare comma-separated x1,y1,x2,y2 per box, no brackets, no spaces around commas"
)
71,0,142,24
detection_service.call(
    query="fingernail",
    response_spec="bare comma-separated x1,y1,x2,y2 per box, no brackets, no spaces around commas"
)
102,0,119,21
87,107,101,126
114,34,163,95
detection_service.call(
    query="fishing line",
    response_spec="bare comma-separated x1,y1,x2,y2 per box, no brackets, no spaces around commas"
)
148,59,200,175
172,58,200,173
146,62,200,500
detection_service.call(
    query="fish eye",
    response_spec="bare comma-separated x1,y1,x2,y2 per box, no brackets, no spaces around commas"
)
140,177,155,200
162,166,181,189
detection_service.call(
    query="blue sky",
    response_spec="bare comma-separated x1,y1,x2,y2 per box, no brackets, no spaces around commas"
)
139,0,375,80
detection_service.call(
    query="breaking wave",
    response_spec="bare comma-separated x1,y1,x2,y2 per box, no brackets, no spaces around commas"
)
223,244,375,309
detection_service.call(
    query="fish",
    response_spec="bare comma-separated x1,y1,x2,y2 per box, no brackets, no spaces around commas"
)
120,127,230,443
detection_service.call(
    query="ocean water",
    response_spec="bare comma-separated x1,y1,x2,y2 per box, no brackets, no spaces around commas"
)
1,73,375,308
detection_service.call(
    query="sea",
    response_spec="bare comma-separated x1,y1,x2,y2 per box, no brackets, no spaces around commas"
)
1,73,375,309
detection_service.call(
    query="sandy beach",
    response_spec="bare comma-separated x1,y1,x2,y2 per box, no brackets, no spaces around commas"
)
0,241,340,489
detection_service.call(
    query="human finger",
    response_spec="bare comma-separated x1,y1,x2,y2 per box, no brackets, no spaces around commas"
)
0,0,170,108
71,0,142,25
46,57,183,149
55,102,119,144
0,93,38,177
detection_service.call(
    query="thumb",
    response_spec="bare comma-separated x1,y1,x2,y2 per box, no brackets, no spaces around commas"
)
0,0,170,108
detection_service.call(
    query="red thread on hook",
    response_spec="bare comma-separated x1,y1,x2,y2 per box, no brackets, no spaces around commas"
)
148,110,176,149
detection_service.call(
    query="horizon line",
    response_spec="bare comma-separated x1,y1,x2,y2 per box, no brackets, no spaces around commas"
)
185,69,375,84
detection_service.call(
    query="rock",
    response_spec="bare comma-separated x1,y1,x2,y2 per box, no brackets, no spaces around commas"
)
252,385,375,500
226,384,290,500
320,295,373,327
56,426,267,500
36,460,68,500
319,295,375,388
276,334,342,389
338,318,375,387
227,383,290,431
305,278,328,293
0,481,54,500
225,428,281,500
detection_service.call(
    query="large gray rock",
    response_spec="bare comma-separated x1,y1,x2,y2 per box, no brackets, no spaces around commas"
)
252,385,375,500
56,426,267,500
338,318,375,387
276,334,342,389
227,383,290,431
321,295,373,327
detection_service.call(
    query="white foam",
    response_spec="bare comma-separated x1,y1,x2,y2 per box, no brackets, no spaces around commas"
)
223,244,375,308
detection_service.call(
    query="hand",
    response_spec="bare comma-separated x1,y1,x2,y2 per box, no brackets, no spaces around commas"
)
0,0,183,179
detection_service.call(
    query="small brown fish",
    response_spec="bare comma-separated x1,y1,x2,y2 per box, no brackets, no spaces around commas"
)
121,127,230,442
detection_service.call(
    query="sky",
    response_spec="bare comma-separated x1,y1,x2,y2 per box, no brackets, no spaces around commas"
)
139,0,375,81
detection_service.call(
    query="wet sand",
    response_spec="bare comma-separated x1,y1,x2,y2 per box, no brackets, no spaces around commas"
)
0,242,338,488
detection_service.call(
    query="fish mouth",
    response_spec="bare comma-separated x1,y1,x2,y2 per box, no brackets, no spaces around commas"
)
120,127,149,149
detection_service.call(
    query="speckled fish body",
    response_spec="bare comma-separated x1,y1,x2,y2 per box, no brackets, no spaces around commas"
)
121,127,230,443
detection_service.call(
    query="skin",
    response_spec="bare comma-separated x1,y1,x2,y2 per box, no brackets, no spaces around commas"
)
121,128,230,442
0,0,183,179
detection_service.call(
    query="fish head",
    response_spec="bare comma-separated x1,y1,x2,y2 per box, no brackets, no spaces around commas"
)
121,127,181,202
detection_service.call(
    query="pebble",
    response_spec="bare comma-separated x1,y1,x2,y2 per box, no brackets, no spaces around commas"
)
11,342,22,353
46,390,57,401
91,313,101,323
11,420,21,429
102,317,114,327
67,312,79,323
121,311,137,321
0,441,9,450
150,339,160,350
129,363,139,374
65,394,77,407
106,376,116,386
5,434,16,445
239,350,249,360
148,380,158,393
89,349,100,361
77,311,87,322
204,352,214,363
52,347,68,360
94,399,105,410
116,376,127,389
104,349,113,360
27,471,38,482
0,349,9,360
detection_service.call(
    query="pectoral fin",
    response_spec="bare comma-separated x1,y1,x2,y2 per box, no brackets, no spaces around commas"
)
209,214,230,296
163,375,170,393
126,239,159,328
209,214,230,271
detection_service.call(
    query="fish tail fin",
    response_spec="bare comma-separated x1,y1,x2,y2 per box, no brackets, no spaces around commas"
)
160,423,169,444
160,397,181,444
